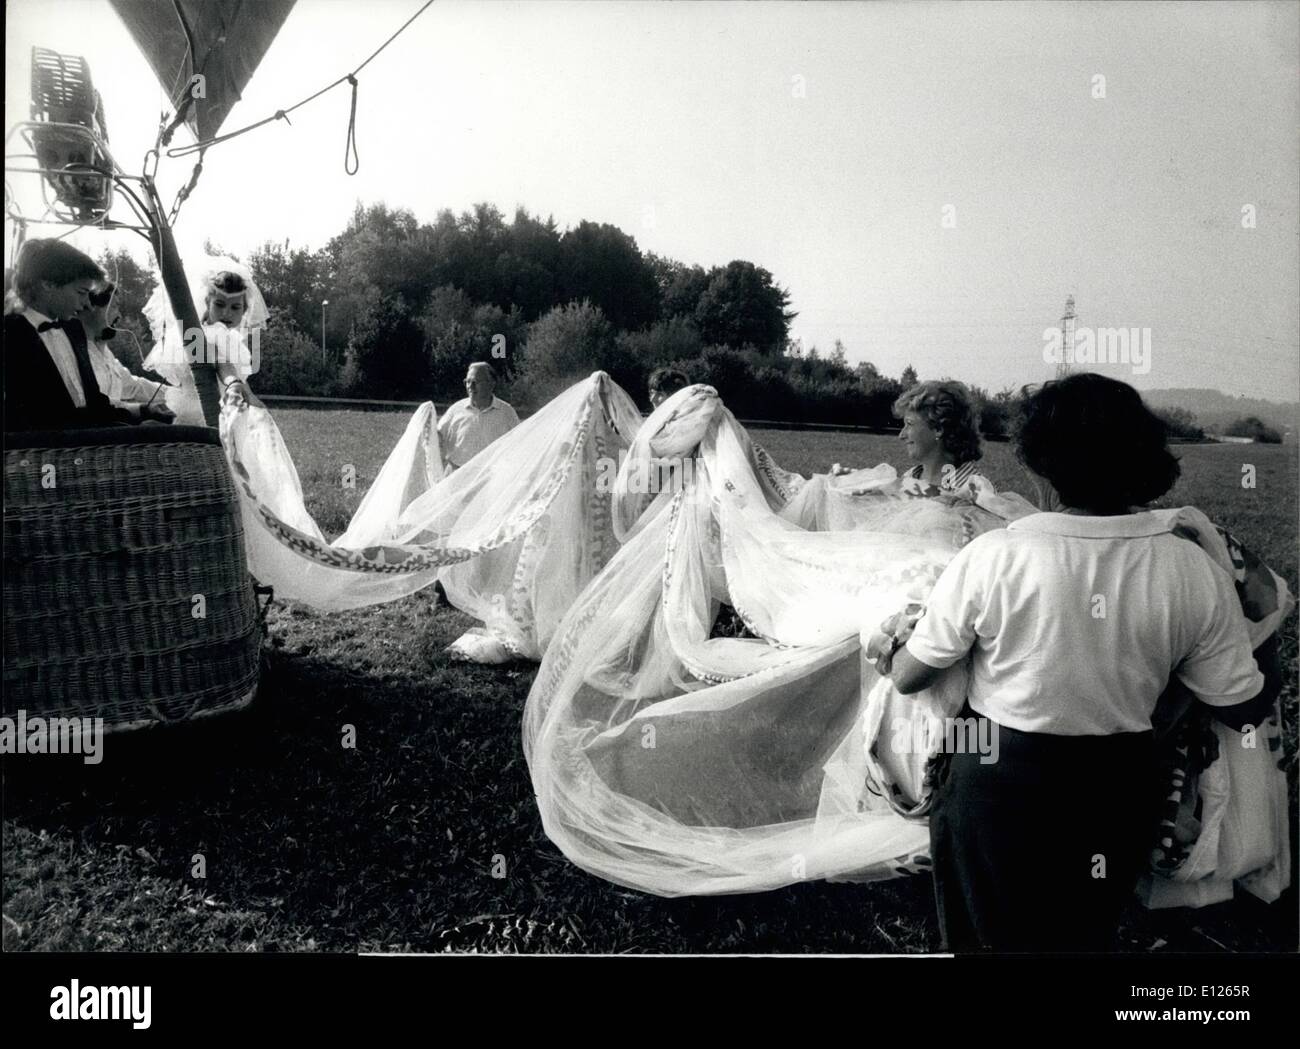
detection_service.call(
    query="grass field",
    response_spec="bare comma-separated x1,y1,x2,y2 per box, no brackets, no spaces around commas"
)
3,409,1296,953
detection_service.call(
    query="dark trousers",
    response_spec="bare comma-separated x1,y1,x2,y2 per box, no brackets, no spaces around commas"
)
929,710,1157,953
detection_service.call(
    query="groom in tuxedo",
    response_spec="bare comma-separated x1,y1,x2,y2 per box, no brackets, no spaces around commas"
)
4,239,139,432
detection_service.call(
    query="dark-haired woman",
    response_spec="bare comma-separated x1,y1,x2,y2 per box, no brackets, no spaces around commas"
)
77,281,174,422
871,373,1267,952
648,366,690,409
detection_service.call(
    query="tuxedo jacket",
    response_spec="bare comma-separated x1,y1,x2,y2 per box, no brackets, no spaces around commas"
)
3,312,135,432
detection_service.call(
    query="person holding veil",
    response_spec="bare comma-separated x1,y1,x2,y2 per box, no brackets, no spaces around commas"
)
867,373,1279,952
522,380,1037,900
785,380,1020,546
142,254,268,426
890,380,993,499
647,366,689,410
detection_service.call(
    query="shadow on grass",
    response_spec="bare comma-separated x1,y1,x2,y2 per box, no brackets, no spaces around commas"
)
4,597,1294,954
2,629,944,954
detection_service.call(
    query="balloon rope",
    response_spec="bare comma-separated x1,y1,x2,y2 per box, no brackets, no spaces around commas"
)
166,0,436,167
344,76,360,176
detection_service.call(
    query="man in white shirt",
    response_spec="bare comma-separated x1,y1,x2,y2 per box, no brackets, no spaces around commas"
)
436,362,520,472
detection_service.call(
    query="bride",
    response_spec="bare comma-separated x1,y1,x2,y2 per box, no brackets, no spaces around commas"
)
139,252,648,657
142,254,267,426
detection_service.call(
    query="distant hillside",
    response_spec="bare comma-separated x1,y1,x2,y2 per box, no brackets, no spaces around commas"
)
1143,388,1298,437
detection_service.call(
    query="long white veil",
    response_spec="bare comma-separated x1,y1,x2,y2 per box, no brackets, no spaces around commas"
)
198,361,1289,904
523,385,1037,895
141,252,270,425
219,371,644,661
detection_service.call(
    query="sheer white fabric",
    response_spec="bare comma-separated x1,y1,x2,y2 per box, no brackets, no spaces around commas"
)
430,376,643,660
219,372,644,663
1135,507,1294,909
142,253,270,426
177,347,1288,904
522,388,1290,900
523,385,1037,896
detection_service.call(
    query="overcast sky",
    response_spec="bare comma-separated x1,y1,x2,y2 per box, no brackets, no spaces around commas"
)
6,0,1298,400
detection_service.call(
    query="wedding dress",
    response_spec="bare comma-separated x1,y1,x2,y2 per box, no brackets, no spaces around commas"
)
140,255,647,657
139,280,1286,904
141,254,268,427
1136,514,1294,908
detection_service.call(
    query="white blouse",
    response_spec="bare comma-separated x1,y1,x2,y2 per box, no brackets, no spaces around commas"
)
89,343,165,408
906,510,1264,735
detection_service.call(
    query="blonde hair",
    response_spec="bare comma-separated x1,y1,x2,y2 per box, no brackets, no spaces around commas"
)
893,380,983,464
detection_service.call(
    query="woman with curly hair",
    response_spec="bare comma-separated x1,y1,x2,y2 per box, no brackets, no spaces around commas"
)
869,373,1268,952
794,378,1027,543
891,379,988,496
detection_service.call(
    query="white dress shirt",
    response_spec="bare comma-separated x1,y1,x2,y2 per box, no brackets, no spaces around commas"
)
437,395,521,469
905,510,1264,735
22,308,85,406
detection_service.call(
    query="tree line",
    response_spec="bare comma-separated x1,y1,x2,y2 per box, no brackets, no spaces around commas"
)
88,201,1256,438
94,202,988,428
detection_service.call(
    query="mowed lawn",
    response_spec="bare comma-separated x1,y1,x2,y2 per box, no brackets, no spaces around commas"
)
3,407,1296,953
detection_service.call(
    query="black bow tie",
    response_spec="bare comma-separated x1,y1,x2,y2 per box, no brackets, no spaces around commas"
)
37,319,65,333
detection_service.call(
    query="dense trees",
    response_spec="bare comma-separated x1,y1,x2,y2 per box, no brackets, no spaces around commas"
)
419,286,527,400
84,201,1207,438
556,221,659,332
648,254,709,320
693,261,793,355
97,201,812,411
513,300,621,405
246,240,330,337
340,292,426,399
1224,416,1282,443
1154,406,1205,441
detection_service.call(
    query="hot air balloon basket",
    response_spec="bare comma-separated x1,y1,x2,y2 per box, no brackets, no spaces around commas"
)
3,426,262,732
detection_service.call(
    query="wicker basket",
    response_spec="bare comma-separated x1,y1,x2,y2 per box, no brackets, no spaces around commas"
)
3,425,261,731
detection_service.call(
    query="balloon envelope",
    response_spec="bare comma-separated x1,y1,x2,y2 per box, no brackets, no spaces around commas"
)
108,0,297,143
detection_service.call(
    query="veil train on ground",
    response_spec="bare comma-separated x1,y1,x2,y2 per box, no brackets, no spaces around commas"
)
521,384,1293,904
523,384,1037,895
193,369,1289,907
218,371,643,661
